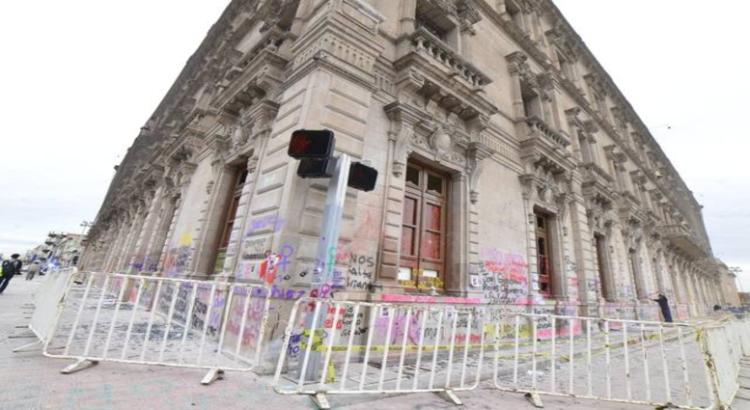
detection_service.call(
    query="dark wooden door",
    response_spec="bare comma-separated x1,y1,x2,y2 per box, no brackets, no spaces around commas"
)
400,162,448,289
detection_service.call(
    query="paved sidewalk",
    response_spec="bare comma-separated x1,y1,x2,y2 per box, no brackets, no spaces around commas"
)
0,277,709,410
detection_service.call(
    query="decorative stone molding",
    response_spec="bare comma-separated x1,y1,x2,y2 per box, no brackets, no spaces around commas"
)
604,144,627,164
256,0,300,33
520,156,573,218
385,102,421,177
545,22,580,62
506,51,537,88
586,196,614,236
584,72,608,97
466,141,495,203
456,0,483,34
414,117,469,167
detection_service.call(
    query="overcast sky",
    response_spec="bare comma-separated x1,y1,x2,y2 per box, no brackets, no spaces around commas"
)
1,1,747,288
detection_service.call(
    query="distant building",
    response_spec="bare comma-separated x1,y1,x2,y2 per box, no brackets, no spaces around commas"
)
717,261,741,307
82,0,734,320
27,233,84,269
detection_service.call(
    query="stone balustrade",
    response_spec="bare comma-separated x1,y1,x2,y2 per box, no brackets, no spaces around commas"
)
410,28,491,89
582,162,614,184
525,115,571,148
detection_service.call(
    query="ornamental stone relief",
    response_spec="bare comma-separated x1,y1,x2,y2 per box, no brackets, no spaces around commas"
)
520,157,573,219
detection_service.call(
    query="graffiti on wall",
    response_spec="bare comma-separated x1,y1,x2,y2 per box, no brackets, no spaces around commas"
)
223,288,267,356
245,215,284,237
479,248,529,304
163,231,193,278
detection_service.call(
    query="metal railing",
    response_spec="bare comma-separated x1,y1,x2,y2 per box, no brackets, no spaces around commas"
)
273,298,488,408
700,318,750,407
42,271,271,384
13,267,78,353
19,271,750,409
489,312,714,409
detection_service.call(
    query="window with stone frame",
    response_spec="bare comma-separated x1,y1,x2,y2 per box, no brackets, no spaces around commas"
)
614,113,628,137
415,0,458,47
212,168,248,274
521,82,541,119
594,233,614,301
628,248,643,299
535,209,555,297
578,132,591,163
504,0,524,29
556,51,575,81
592,91,609,120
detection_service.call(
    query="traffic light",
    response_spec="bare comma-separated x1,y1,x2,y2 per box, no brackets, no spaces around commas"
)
297,158,336,179
348,162,378,192
288,130,335,159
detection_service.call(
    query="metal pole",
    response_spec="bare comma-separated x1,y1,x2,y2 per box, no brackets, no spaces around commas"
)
299,154,352,381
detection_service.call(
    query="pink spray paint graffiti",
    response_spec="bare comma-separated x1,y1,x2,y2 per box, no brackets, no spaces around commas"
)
479,248,529,304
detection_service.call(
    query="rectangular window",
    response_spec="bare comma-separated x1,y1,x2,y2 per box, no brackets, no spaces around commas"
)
628,248,643,299
594,234,612,301
416,0,455,44
557,51,572,80
505,0,523,28
535,210,554,296
400,161,449,290
212,168,248,274
521,83,539,118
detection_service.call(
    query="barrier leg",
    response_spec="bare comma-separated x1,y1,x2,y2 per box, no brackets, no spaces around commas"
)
310,392,331,410
201,368,225,385
13,339,43,353
61,358,98,374
442,390,463,405
525,392,544,408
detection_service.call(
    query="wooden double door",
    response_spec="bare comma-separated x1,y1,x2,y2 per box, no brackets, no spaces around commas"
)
400,161,449,290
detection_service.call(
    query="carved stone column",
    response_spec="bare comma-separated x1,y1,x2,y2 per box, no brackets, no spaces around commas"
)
379,102,421,281
398,0,417,36
115,200,149,273
128,186,162,272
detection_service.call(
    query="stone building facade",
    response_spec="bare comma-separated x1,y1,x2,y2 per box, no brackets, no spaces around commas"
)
82,0,736,322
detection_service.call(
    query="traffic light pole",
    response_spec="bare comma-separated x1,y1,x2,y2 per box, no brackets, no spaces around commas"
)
312,153,351,294
299,153,351,381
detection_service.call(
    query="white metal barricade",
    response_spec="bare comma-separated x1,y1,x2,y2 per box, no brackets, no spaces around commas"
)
490,312,714,409
273,298,490,409
14,267,78,353
700,318,750,408
42,271,271,384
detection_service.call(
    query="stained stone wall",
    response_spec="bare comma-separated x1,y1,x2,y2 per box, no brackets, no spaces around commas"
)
82,0,735,324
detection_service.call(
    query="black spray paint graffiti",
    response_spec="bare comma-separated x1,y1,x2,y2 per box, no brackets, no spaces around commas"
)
344,254,374,290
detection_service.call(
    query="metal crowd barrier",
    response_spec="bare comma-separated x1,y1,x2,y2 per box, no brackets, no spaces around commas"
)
14,267,78,353
41,271,271,384
489,312,713,409
700,318,750,407
273,298,488,409
17,272,750,408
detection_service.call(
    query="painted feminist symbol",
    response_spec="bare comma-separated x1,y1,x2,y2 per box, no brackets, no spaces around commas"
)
277,245,295,272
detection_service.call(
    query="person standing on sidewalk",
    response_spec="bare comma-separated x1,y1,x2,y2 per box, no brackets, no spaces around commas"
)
650,292,674,323
0,253,23,294
25,261,41,281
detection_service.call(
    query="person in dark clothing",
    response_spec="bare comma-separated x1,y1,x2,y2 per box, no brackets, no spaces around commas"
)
0,253,23,294
651,292,673,323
